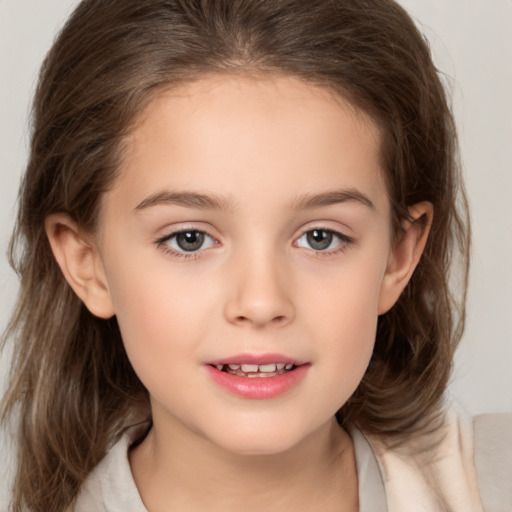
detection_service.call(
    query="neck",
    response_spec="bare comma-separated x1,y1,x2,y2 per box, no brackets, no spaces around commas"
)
130,414,358,512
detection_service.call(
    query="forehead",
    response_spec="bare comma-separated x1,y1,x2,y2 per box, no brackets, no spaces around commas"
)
132,74,381,152
109,74,388,214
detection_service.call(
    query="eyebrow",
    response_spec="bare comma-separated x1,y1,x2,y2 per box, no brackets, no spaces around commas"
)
134,191,235,212
134,187,375,213
292,189,375,211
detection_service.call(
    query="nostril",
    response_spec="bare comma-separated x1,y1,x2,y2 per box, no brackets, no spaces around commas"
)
225,295,295,327
233,314,287,326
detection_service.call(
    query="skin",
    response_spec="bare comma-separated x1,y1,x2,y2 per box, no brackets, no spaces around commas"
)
46,75,432,511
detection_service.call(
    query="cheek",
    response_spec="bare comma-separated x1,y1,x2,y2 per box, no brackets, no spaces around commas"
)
103,251,216,383
301,254,385,392
304,249,385,331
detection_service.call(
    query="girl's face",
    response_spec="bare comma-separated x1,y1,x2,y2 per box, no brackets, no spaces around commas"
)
85,75,423,455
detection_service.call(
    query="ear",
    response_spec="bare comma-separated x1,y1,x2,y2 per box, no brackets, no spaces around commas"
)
45,213,115,319
378,202,433,315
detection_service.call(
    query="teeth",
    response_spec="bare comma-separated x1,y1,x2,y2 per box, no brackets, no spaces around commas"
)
241,364,259,373
218,362,297,375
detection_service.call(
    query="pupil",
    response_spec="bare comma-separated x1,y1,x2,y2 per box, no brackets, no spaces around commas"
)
176,231,204,251
307,230,332,250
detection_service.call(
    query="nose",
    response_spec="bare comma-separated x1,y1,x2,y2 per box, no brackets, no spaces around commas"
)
223,251,295,328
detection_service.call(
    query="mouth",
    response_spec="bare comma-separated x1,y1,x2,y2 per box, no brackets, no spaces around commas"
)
210,362,298,378
204,355,309,399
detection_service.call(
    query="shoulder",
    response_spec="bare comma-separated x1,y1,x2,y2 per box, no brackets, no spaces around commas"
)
73,425,148,512
362,405,512,512
473,412,512,511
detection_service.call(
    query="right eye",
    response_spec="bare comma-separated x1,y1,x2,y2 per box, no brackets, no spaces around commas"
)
159,230,217,253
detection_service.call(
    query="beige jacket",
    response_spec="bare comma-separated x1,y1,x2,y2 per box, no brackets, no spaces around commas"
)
74,407,512,511
352,407,512,511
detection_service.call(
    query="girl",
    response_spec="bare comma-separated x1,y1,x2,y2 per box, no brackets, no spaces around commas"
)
1,0,511,511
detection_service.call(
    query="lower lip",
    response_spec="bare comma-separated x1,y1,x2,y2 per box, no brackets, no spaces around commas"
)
205,364,310,399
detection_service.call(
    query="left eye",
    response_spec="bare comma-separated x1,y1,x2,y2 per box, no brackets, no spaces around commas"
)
296,229,347,251
162,230,216,252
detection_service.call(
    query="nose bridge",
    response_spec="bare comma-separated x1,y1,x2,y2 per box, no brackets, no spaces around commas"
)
224,240,294,328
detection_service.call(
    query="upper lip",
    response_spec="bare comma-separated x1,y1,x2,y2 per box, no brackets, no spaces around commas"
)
206,353,307,366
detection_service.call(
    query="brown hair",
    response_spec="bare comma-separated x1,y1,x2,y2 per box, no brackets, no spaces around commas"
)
1,0,469,510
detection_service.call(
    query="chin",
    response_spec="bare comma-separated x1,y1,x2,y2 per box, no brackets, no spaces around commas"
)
202,418,314,457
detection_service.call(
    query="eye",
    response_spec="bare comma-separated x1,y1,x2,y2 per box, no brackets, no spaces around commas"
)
295,229,349,251
160,230,216,253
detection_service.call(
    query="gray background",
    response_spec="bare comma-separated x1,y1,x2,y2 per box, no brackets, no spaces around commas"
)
1,0,511,507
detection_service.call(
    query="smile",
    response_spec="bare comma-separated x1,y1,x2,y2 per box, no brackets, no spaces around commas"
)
205,355,309,399
214,363,296,378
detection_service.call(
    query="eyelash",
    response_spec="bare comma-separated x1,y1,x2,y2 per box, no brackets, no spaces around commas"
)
155,229,219,260
294,227,353,256
155,227,353,260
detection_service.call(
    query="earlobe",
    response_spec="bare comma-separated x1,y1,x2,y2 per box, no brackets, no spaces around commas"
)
378,202,433,315
45,214,115,319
